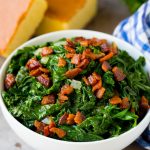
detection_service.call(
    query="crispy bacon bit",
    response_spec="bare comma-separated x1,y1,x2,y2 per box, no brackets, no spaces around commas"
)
67,114,75,125
89,38,107,46
112,66,126,81
74,37,85,42
92,80,102,92
58,57,67,67
4,74,15,89
92,72,101,81
29,68,41,76
77,59,89,69
59,85,74,103
58,94,68,103
61,84,74,95
65,68,82,79
41,95,55,105
96,87,106,99
59,113,69,125
120,97,130,109
37,74,50,87
26,58,41,70
44,126,50,136
140,96,149,110
74,111,85,124
101,43,110,53
30,67,49,76
88,75,97,86
34,120,46,132
109,96,122,105
99,52,114,62
66,53,74,59
64,45,75,53
39,67,49,74
82,77,90,85
131,107,135,113
101,61,111,72
71,54,81,65
49,121,56,129
111,42,118,54
41,47,53,56
83,49,105,60
50,127,66,138
66,38,75,48
80,40,89,47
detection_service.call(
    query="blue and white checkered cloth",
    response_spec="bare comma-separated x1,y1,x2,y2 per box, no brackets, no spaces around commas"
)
114,0,150,62
113,1,150,149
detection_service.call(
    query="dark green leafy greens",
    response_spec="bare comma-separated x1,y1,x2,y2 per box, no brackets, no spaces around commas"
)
2,38,150,142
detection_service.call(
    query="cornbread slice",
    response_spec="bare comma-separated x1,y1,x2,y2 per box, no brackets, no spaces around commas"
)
36,0,97,35
0,0,47,57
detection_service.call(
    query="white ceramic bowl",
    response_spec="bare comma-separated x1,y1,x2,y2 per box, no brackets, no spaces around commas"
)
0,30,150,150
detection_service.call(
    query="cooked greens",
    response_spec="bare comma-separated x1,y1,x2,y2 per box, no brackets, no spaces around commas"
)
2,37,150,142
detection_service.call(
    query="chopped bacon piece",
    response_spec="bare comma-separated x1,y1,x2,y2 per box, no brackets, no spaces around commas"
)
111,42,118,54
58,94,68,103
96,87,106,99
80,40,89,47
66,53,74,59
83,49,105,60
41,95,55,105
74,37,86,43
37,74,50,87
4,74,15,89
101,61,111,72
44,126,50,136
49,121,56,129
59,112,69,125
88,75,97,86
41,47,53,56
82,77,90,85
39,67,49,74
26,58,41,70
92,80,102,92
139,96,150,117
66,38,75,48
112,66,126,81
30,67,49,76
140,96,149,110
131,107,135,113
92,72,101,81
71,54,81,65
101,43,110,53
74,111,85,124
58,57,66,67
50,127,66,138
109,96,122,105
29,68,41,76
65,68,82,79
67,114,75,125
61,84,74,95
120,97,130,109
77,59,89,69
89,38,107,46
99,52,114,62
34,120,46,132
64,45,75,53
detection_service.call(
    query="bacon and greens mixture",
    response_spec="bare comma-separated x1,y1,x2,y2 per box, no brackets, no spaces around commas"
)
2,37,150,142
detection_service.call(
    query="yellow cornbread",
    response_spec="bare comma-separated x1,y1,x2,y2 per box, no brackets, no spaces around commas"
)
0,0,47,57
36,0,97,35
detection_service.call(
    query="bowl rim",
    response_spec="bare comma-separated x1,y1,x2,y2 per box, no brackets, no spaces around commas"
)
0,29,150,145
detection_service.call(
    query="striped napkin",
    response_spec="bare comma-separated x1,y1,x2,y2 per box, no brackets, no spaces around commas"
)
113,1,150,149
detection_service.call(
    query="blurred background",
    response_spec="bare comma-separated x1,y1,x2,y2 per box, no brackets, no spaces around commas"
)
0,0,147,150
